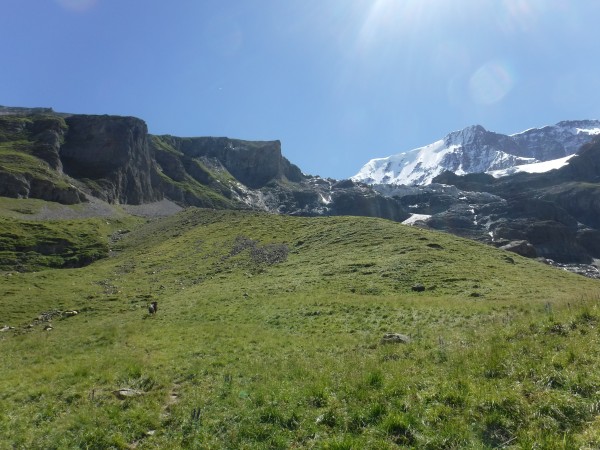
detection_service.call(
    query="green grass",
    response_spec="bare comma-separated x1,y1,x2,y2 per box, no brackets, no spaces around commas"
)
157,170,238,209
1,207,599,448
0,214,139,271
0,115,32,142
0,145,70,188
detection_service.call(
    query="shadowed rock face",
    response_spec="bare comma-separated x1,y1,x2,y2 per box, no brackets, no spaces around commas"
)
0,114,84,204
328,187,409,222
0,171,81,204
60,115,160,204
26,116,66,171
155,136,303,189
256,177,410,222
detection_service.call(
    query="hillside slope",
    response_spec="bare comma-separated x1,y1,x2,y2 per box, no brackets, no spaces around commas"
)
1,209,599,448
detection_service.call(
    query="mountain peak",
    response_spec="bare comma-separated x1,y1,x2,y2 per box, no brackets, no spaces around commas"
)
453,124,487,135
555,119,600,129
352,121,600,186
444,124,488,146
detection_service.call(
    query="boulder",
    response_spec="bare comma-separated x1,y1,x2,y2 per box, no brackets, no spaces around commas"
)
500,240,537,258
113,389,142,400
381,333,411,344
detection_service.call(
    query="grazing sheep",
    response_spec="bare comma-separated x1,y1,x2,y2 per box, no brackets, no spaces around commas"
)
148,301,158,315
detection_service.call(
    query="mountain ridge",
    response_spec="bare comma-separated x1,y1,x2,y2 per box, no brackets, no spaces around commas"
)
352,120,600,185
384,138,600,268
2,105,599,269
0,106,409,222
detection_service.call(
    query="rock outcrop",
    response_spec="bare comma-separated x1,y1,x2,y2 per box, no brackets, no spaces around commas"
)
154,136,303,189
0,108,409,222
0,114,85,204
60,115,161,204
250,177,410,222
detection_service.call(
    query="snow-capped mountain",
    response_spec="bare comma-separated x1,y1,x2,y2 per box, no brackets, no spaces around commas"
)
352,120,600,185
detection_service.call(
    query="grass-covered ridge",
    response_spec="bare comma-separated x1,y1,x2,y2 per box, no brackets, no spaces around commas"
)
0,216,111,271
1,208,599,448
0,197,141,271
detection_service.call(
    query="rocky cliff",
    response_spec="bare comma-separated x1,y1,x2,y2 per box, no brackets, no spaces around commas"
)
390,138,600,265
60,115,161,204
153,136,303,189
0,113,84,203
0,107,408,222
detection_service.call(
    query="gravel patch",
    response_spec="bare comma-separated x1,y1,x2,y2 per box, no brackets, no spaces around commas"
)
5,197,182,221
121,199,183,218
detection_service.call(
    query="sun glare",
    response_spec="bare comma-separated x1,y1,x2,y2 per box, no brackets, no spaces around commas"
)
356,0,423,51
349,0,528,106
469,60,515,105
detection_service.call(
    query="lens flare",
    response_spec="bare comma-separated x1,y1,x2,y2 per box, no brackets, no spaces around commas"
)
55,0,97,13
498,0,545,33
469,61,515,105
355,0,431,54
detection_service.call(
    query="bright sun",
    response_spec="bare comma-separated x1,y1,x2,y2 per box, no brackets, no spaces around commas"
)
356,0,444,51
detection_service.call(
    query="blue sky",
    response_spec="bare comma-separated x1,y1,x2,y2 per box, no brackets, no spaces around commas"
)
2,0,600,179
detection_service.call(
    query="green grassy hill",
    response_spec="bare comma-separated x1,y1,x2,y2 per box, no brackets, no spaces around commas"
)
1,207,599,448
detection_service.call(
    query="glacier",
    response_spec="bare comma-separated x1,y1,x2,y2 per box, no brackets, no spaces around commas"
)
352,120,600,185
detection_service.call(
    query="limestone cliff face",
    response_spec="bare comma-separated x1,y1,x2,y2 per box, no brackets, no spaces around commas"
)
26,116,66,171
1,111,306,208
60,115,161,204
155,136,304,188
0,114,84,203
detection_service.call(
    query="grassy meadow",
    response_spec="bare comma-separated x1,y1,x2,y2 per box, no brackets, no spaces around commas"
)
1,207,600,449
